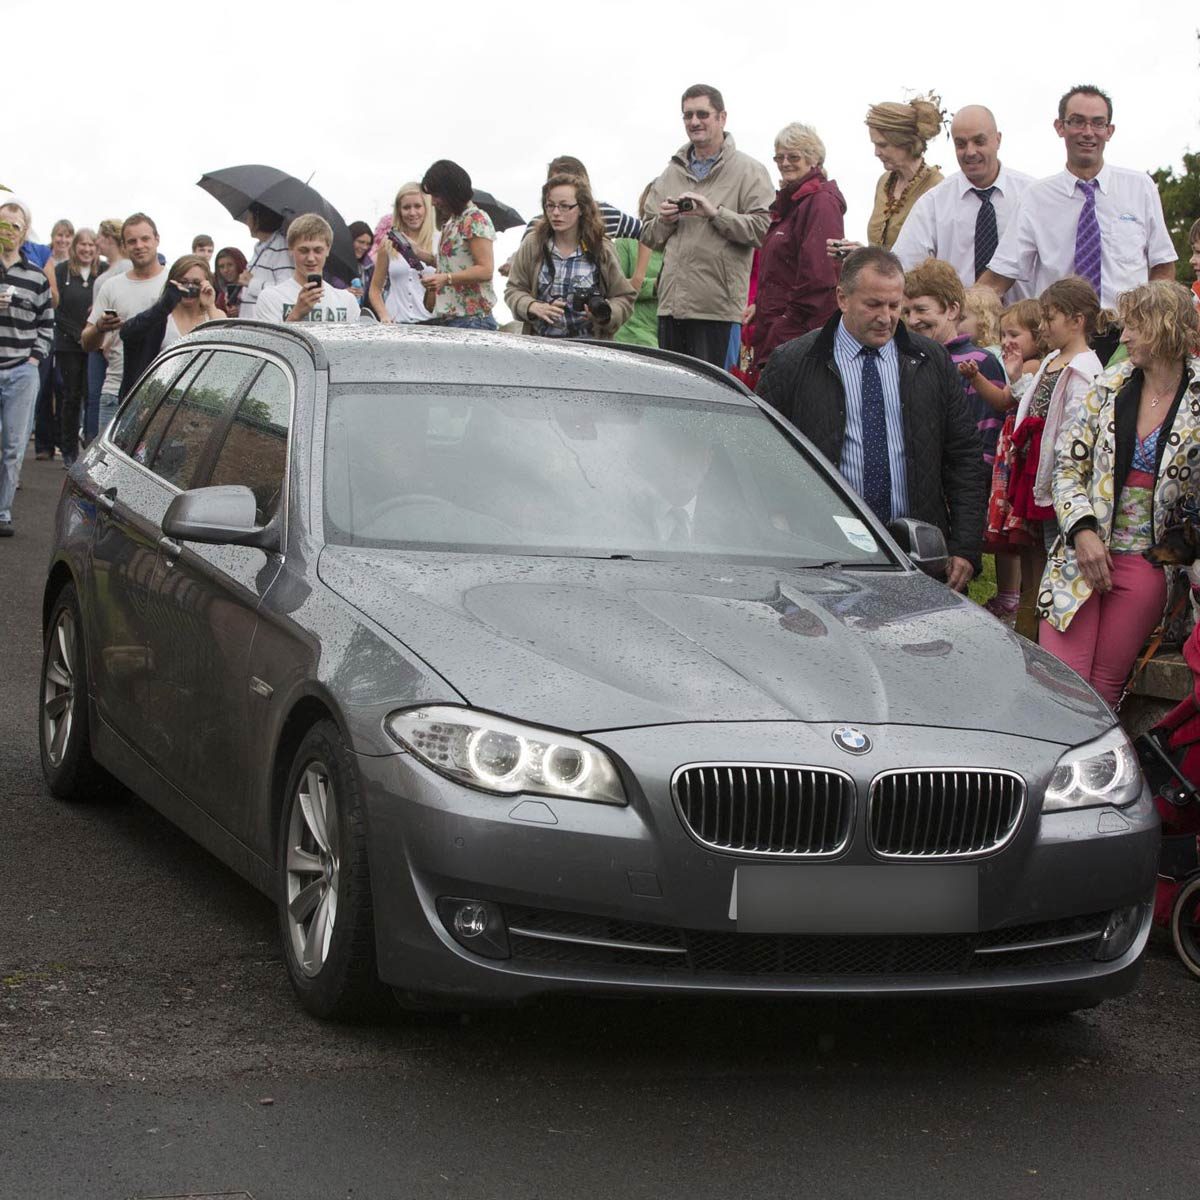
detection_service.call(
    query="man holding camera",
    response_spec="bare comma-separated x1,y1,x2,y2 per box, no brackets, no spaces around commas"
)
81,213,166,429
254,214,360,325
640,83,774,367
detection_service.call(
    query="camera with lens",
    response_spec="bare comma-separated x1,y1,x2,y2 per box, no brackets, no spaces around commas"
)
569,289,611,323
676,197,695,212
180,283,201,299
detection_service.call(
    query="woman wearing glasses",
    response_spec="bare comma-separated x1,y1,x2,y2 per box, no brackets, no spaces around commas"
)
746,123,846,366
504,174,635,339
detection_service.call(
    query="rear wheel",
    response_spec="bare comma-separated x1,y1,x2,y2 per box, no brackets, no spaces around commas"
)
39,583,116,801
1170,875,1200,979
277,719,389,1020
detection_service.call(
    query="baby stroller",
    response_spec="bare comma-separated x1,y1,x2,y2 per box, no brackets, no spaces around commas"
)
1136,619,1200,978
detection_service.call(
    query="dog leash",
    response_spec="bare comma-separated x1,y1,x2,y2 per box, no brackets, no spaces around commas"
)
1120,587,1192,708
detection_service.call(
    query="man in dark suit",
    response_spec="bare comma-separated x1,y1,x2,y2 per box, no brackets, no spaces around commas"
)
756,246,986,591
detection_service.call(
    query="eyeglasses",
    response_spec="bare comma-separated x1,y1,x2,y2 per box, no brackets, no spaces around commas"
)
545,202,578,213
772,153,806,165
682,109,713,121
1063,115,1111,131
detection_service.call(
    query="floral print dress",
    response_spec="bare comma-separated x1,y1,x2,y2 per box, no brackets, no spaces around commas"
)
434,203,497,320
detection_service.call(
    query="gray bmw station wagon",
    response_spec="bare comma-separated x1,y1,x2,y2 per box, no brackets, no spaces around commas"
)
40,322,1158,1019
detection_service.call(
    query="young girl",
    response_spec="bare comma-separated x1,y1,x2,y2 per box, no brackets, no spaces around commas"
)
1009,277,1104,636
960,285,1004,371
982,299,1046,624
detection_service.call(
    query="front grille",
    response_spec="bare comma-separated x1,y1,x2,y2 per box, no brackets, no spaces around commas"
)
868,770,1025,858
672,764,853,856
503,906,1106,977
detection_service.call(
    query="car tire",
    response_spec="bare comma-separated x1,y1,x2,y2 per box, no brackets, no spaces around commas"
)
1170,875,1200,980
277,719,390,1020
39,583,117,801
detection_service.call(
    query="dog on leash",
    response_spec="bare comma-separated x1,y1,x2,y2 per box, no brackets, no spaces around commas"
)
1144,496,1200,567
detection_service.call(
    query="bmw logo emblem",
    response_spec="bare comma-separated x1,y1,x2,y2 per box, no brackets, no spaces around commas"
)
832,726,872,755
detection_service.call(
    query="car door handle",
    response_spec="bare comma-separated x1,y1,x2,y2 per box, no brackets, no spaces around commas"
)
96,487,117,513
158,535,182,561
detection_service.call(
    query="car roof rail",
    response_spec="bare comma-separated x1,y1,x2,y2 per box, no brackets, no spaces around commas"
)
190,318,329,371
576,338,756,400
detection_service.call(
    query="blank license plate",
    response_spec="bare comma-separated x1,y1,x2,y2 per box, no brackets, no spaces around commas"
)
732,864,979,934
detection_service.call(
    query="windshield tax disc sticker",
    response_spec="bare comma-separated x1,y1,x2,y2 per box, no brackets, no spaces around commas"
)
833,515,877,554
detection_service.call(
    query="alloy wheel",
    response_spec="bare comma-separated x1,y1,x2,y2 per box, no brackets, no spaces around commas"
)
285,761,341,977
42,609,77,768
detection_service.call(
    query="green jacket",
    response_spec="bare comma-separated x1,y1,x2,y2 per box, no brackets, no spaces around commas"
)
613,238,662,347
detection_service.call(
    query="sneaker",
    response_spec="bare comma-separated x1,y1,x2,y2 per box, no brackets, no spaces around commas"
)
0,520,13,537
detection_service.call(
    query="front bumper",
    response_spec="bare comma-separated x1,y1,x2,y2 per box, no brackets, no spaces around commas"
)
358,722,1159,1003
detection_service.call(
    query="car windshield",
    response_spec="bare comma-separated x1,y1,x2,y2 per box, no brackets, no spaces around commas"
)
323,384,895,567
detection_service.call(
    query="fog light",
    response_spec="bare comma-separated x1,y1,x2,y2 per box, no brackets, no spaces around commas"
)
1094,903,1148,962
436,897,510,960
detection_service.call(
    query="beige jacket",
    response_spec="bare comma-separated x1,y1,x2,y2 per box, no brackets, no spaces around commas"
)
640,134,774,323
504,232,635,339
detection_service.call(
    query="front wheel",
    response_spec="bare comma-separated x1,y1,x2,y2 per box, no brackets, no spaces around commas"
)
1170,875,1200,979
277,719,389,1020
39,583,116,801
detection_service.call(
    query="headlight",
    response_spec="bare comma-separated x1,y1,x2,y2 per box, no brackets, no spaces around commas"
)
1043,726,1141,812
385,706,626,806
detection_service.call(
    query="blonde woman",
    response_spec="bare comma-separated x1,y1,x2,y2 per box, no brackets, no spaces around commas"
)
1039,282,1200,704
369,183,437,324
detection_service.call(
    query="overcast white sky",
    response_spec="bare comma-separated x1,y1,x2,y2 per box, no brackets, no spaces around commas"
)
8,0,1198,318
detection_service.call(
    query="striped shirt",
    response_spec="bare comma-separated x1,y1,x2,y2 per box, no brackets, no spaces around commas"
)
945,334,1007,465
239,230,293,320
832,318,909,520
0,255,54,369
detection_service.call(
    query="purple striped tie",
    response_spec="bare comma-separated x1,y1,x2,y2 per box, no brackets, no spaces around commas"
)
1073,178,1102,297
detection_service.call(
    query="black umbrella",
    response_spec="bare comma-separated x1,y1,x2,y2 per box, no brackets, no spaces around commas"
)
198,164,358,283
471,189,524,232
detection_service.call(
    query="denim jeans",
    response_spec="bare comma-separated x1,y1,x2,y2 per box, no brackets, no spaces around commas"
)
97,392,121,437
0,359,41,521
442,314,498,331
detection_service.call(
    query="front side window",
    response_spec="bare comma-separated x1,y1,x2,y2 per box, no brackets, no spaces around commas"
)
208,362,292,524
110,353,194,455
323,385,893,568
148,351,258,490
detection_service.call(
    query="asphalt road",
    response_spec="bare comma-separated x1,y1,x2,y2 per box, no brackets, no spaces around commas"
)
3,448,1199,1200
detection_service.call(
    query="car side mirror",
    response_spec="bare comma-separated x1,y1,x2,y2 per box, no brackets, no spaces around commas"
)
162,484,280,552
887,517,948,579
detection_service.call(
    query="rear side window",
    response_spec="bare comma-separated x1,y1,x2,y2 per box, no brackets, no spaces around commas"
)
207,363,293,524
148,351,258,490
110,353,192,454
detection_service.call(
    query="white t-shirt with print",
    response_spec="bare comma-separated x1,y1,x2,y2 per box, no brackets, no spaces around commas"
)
254,277,360,325
89,270,167,397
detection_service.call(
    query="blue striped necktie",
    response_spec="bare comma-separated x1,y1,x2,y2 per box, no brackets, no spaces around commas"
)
859,347,892,522
1073,178,1102,297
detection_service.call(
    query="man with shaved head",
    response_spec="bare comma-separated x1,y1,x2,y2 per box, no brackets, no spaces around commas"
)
893,105,1036,296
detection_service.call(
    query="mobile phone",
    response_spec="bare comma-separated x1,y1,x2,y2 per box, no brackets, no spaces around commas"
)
306,273,322,288
104,309,117,318
387,229,425,272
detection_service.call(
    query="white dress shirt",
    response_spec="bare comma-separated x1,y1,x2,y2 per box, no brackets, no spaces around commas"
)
893,165,1037,297
987,163,1176,308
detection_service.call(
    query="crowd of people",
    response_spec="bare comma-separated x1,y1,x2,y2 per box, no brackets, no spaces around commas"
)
3,78,1200,709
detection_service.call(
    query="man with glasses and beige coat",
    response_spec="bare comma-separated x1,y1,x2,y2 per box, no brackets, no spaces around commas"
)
641,83,774,367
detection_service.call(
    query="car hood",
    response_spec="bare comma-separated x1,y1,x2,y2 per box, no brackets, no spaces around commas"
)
317,548,1111,743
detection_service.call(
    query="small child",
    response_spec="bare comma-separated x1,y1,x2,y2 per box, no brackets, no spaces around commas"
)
902,259,1009,467
960,284,1004,373
1008,277,1104,637
983,299,1049,625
